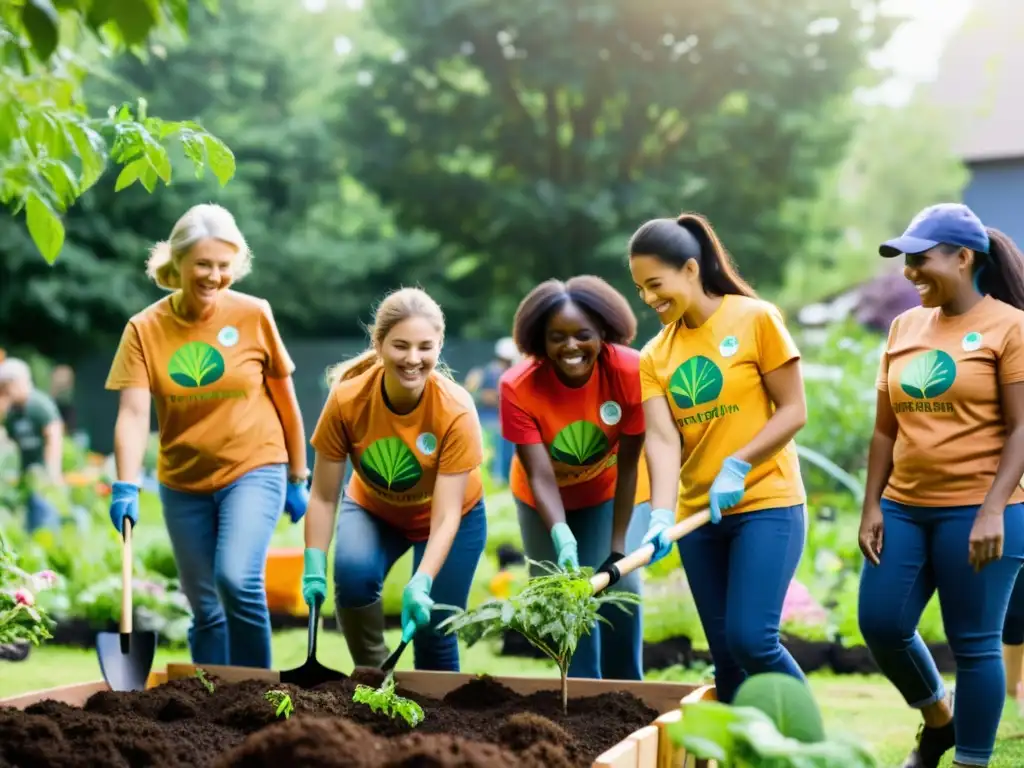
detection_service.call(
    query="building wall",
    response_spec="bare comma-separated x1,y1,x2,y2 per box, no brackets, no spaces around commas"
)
963,158,1024,246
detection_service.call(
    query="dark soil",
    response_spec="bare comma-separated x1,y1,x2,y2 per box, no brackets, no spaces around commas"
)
0,669,656,768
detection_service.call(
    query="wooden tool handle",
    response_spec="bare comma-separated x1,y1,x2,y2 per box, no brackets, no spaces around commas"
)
589,509,711,595
121,519,133,634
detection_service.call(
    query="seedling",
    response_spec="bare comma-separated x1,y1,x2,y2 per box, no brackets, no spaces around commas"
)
352,671,424,727
194,668,215,694
437,559,640,713
264,689,294,719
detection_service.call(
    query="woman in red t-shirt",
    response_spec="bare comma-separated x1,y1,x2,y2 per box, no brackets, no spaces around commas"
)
499,275,651,681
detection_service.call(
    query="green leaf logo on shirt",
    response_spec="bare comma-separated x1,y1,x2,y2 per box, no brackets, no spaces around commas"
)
168,342,225,388
899,350,956,400
669,355,724,409
550,420,610,466
360,437,422,491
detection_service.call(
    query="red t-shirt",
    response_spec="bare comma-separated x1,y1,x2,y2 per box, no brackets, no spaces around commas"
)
500,343,649,510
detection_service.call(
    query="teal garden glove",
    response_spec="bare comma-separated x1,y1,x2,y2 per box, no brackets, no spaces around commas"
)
550,522,580,570
708,456,751,523
641,507,676,565
302,547,327,608
401,572,435,643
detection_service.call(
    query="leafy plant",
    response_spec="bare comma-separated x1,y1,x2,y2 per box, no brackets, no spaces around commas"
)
194,667,215,694
352,672,425,728
669,356,724,408
550,421,609,466
437,559,641,713
670,701,877,767
360,437,422,491
0,529,56,646
264,690,294,720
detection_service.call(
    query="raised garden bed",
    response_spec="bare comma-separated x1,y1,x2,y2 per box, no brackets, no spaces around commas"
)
0,663,715,767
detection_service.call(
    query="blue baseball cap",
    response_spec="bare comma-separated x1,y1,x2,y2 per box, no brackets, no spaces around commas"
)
879,203,990,258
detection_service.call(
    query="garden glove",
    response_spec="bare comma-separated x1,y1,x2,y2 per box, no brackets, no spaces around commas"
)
708,456,751,523
641,507,676,564
302,547,327,608
285,480,309,523
550,522,580,571
401,572,434,643
108,481,140,535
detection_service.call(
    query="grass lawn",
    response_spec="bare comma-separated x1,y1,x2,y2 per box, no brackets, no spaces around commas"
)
4,634,1024,767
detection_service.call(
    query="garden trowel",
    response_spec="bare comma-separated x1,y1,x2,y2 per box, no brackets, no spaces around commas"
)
280,594,348,688
96,519,157,691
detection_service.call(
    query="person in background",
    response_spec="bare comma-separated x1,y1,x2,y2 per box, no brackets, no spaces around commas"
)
104,202,309,670
857,203,1024,768
49,364,77,435
301,287,486,671
500,276,651,681
628,212,809,704
465,338,517,484
0,357,64,532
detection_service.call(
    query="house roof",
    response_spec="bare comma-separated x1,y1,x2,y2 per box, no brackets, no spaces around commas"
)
927,0,1024,162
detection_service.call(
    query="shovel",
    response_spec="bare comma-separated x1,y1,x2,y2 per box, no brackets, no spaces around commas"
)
96,519,157,691
280,594,348,688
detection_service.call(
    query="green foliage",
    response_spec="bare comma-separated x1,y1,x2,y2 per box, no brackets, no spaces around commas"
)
352,672,425,728
0,528,55,646
264,689,294,719
732,674,826,744
0,0,234,263
437,559,640,713
670,700,878,767
194,667,215,693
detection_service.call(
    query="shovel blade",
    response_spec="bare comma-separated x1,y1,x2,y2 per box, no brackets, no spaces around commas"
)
96,631,157,692
279,658,348,689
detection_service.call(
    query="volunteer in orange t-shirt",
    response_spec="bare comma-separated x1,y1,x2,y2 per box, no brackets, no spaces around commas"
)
301,288,485,671
499,276,651,681
105,203,310,670
857,203,1024,768
627,213,809,704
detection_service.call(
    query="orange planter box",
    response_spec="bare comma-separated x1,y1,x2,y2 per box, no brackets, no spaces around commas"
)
263,547,308,617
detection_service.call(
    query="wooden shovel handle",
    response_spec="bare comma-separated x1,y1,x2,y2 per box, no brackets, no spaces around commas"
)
121,519,133,634
589,509,711,595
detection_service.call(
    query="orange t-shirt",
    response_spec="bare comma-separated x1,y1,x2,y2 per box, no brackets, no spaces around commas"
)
104,290,294,493
310,365,484,541
879,295,1024,507
500,343,651,510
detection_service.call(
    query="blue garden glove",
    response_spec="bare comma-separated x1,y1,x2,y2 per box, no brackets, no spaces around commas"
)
641,507,676,565
109,481,140,535
550,522,580,571
708,456,751,523
302,547,327,608
285,480,309,523
401,572,434,643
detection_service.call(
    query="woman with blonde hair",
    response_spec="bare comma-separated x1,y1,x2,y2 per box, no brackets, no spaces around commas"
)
105,203,309,669
301,287,487,671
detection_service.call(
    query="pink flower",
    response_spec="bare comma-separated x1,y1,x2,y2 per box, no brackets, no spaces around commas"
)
33,570,58,589
781,580,828,625
14,589,34,606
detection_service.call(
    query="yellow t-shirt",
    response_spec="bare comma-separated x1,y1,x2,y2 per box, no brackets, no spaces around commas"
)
639,294,806,519
879,295,1024,507
105,290,294,493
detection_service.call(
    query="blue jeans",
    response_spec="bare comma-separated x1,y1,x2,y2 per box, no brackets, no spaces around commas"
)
516,498,650,680
333,497,487,671
677,504,807,703
859,499,1024,766
159,463,285,668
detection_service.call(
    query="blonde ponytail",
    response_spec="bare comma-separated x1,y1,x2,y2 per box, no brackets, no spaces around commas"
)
325,348,380,388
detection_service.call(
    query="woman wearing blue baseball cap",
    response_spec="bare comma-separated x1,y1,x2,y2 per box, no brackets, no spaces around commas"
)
857,202,1024,767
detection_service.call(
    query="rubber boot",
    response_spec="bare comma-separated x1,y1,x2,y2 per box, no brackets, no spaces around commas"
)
1004,643,1024,698
337,598,390,668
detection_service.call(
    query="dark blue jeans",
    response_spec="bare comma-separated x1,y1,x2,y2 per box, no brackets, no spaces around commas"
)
333,497,487,672
677,503,808,703
159,463,286,669
859,498,1024,766
517,499,650,681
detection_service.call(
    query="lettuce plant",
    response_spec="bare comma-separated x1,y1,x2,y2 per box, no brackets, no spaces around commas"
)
352,671,424,727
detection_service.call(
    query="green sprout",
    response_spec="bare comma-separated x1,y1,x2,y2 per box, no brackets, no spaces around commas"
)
436,559,640,714
352,671,425,728
264,689,294,719
194,668,215,694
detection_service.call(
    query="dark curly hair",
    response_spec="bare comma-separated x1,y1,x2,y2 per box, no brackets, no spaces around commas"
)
512,275,637,359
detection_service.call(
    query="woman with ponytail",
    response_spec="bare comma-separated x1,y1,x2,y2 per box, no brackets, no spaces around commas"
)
301,287,486,671
857,203,1024,768
104,203,309,670
626,212,810,704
